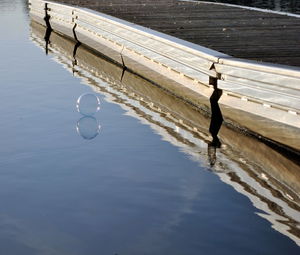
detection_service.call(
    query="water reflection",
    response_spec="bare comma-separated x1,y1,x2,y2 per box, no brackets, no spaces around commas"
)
44,26,51,55
30,21,300,246
72,41,81,73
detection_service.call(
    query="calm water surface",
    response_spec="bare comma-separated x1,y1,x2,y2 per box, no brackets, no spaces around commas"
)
0,0,300,254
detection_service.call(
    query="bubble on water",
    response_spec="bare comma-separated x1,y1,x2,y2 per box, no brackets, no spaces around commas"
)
76,93,101,116
76,116,101,140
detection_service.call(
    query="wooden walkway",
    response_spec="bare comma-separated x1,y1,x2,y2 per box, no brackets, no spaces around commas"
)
53,0,300,67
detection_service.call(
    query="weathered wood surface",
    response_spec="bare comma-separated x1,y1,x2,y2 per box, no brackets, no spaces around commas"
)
53,0,300,67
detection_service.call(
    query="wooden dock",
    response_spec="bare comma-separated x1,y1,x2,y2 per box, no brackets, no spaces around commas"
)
54,0,300,67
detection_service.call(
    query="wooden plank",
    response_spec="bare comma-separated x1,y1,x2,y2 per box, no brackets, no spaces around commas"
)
52,0,300,67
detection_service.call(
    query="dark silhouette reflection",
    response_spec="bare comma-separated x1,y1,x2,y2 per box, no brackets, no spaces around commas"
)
44,26,52,55
120,53,127,82
208,88,223,166
72,41,81,74
73,41,81,60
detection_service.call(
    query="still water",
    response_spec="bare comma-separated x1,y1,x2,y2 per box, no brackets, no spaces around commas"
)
200,0,300,14
0,0,300,254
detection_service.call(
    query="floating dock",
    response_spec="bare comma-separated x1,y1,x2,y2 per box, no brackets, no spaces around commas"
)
29,0,300,153
53,0,300,67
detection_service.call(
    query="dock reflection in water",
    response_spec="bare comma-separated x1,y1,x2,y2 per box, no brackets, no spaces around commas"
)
30,21,300,246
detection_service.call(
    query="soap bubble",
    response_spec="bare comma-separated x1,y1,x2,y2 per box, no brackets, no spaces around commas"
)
76,116,101,140
76,93,101,116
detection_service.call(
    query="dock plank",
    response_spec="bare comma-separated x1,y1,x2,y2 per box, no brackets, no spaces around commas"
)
53,0,300,67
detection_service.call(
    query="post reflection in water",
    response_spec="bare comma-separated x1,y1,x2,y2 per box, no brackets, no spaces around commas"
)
44,26,51,55
208,88,223,166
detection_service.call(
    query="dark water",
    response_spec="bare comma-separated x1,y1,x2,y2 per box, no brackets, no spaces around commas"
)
200,0,300,14
0,0,300,254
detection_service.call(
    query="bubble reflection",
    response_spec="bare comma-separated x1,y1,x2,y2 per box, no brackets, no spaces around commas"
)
76,116,101,140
